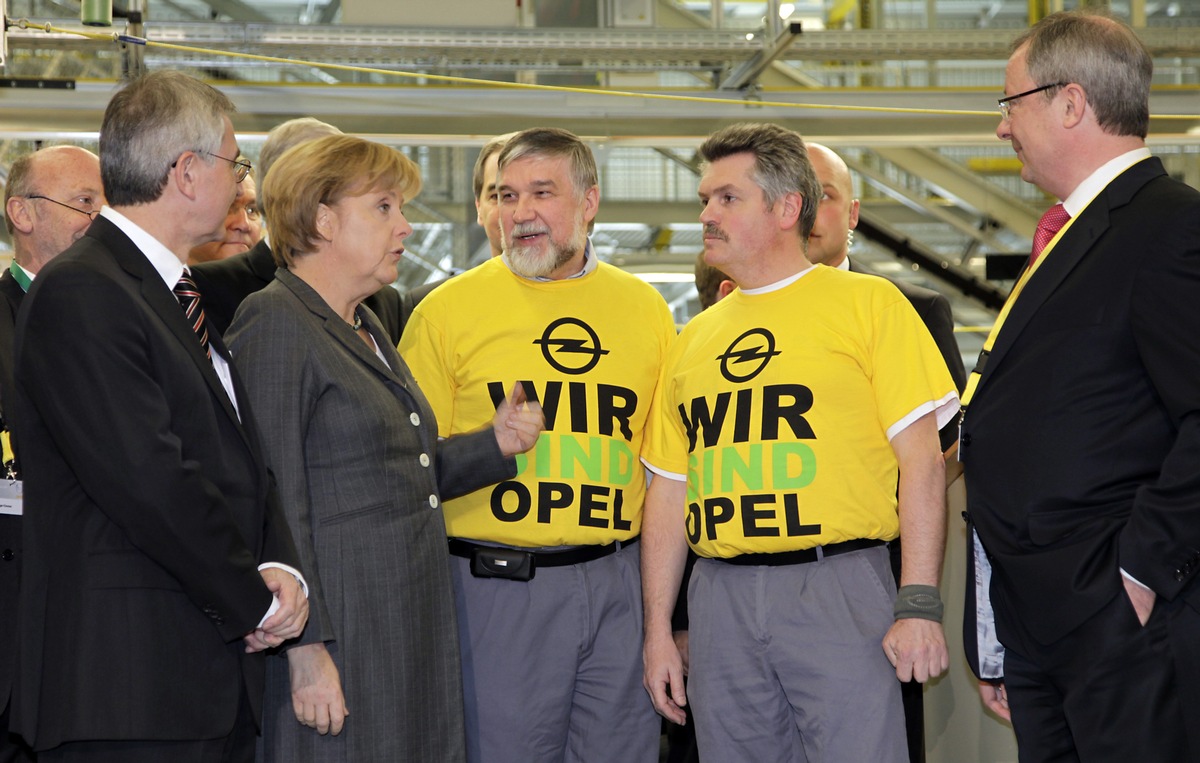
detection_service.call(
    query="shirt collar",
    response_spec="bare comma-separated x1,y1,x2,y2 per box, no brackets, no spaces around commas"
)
740,264,817,296
1062,147,1152,217
501,239,597,282
100,206,186,289
9,262,35,291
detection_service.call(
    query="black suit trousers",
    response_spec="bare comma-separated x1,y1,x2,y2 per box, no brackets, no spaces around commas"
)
1003,591,1187,763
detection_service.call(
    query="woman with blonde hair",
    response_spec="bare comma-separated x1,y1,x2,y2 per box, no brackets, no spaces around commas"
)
227,134,542,762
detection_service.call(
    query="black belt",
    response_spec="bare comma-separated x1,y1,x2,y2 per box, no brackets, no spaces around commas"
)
715,538,885,567
448,536,639,568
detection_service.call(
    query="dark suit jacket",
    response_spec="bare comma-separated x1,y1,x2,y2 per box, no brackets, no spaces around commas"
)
847,258,966,450
0,269,23,719
192,239,413,344
227,269,512,760
960,158,1200,655
11,216,300,751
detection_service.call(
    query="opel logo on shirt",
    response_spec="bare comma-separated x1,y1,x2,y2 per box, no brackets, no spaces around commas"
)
533,317,610,375
717,328,781,383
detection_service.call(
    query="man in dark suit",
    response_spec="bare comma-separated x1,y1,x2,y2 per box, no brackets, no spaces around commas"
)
192,117,410,343
1,144,104,763
11,71,308,762
960,10,1200,762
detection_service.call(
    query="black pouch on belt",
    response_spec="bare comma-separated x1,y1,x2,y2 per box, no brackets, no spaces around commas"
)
470,546,535,581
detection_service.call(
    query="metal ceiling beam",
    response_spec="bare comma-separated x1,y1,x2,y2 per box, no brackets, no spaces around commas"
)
720,21,803,90
871,146,1042,236
854,209,1008,310
844,155,1014,252
317,0,341,24
11,21,1200,65
198,0,273,23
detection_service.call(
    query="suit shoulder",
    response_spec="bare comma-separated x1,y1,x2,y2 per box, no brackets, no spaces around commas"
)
227,279,308,340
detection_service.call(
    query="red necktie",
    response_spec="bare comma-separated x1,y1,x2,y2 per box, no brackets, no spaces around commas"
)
1030,203,1071,266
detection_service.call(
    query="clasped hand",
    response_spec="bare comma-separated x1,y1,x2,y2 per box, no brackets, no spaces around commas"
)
244,568,310,652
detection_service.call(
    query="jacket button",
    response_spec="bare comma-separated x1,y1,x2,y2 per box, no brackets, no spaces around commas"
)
1176,570,1187,582
961,433,972,447
1,549,13,561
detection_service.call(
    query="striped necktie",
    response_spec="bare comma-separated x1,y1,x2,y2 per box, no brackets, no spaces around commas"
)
173,274,211,359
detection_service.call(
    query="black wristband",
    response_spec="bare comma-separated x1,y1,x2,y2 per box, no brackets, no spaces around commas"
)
893,584,944,623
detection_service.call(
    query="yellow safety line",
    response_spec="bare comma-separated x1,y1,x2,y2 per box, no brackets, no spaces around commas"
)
16,21,1197,121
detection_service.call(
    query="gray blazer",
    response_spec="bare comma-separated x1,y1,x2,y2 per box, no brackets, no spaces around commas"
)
227,268,514,763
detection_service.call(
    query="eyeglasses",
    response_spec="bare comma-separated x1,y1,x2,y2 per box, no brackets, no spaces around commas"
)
998,82,1068,121
22,195,99,220
206,152,253,183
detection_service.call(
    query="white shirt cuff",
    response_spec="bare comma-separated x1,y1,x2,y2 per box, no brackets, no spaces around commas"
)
255,562,309,628
1120,567,1152,593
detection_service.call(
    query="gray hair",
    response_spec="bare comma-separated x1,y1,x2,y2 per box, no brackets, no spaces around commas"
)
257,117,343,187
498,127,598,198
99,70,235,207
698,122,821,241
1013,9,1152,138
3,152,37,235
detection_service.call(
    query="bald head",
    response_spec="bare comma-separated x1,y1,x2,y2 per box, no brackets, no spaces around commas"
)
805,143,859,268
4,145,104,273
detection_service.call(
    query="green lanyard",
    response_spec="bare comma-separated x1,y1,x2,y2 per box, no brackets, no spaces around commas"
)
9,261,32,292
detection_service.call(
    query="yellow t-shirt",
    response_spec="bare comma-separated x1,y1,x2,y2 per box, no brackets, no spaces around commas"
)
643,266,958,558
399,256,676,547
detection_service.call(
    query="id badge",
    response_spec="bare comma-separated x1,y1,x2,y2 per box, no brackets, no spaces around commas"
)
0,479,23,516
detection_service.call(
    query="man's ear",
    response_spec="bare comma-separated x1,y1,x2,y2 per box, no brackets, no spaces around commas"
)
716,278,737,302
778,190,803,230
171,151,202,202
1061,83,1088,130
5,196,34,236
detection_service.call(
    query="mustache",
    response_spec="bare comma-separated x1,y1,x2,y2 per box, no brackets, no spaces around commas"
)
703,224,727,241
510,223,548,239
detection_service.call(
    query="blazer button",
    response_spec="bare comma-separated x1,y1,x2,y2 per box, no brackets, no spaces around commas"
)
410,412,421,427
429,495,439,509
1,549,13,561
1176,570,1187,582
419,453,431,468
961,433,972,447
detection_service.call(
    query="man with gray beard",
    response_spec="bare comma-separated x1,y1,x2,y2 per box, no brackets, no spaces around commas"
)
399,127,674,763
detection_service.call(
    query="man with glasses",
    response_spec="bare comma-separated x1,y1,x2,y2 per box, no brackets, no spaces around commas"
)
3,145,104,279
0,144,103,763
191,117,416,343
188,166,263,265
961,10,1200,762
9,71,308,762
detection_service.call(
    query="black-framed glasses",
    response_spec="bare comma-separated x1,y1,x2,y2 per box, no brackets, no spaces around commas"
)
205,151,252,183
998,82,1068,121
22,195,99,220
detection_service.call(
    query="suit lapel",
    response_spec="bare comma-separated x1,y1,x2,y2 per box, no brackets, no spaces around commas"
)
0,270,22,422
975,158,1164,393
275,269,406,388
95,217,249,437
